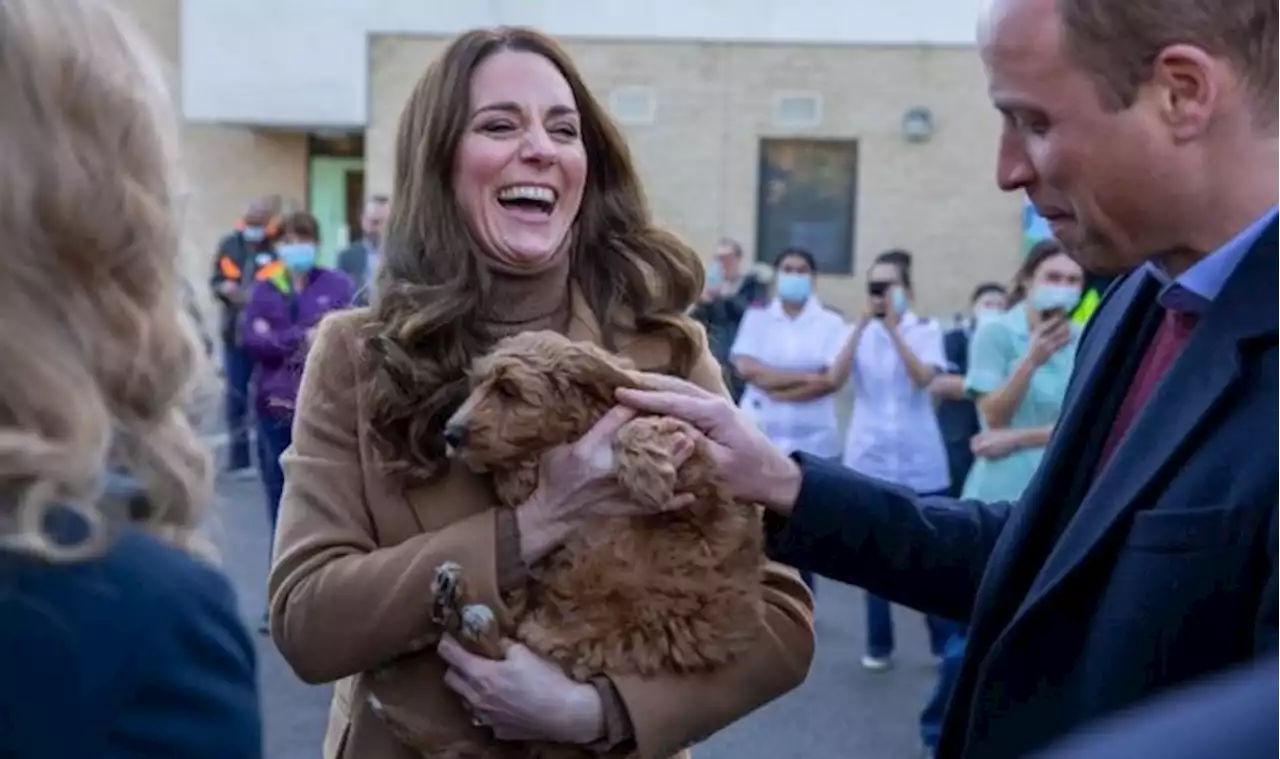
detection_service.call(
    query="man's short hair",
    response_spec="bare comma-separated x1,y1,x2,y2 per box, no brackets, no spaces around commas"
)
1059,0,1277,122
717,238,744,258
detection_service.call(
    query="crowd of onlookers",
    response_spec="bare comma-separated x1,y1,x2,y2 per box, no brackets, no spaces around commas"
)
200,194,394,629
691,237,1106,756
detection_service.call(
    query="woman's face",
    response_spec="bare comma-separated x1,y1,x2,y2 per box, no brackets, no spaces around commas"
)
1027,252,1085,292
281,231,315,246
777,254,814,278
774,253,815,303
453,50,588,270
866,261,907,314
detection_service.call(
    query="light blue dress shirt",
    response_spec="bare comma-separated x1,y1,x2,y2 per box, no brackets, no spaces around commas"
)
1153,206,1278,313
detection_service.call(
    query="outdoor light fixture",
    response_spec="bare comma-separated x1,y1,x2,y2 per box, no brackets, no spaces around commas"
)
902,106,935,143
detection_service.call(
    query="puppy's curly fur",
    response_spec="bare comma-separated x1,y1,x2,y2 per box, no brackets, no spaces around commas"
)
397,331,765,759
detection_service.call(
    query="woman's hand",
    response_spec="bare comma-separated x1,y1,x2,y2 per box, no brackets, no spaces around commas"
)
970,428,1025,460
516,407,698,564
438,635,604,744
1026,315,1073,367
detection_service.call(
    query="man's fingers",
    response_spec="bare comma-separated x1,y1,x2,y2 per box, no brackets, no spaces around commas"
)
630,371,716,399
578,405,637,450
615,388,723,429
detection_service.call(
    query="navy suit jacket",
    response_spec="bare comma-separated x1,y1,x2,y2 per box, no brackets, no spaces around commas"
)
0,523,262,758
768,220,1278,758
1030,655,1279,759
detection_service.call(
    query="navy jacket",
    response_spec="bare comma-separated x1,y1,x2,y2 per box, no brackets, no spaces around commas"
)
0,521,262,758
768,220,1278,757
1031,655,1279,759
936,326,979,498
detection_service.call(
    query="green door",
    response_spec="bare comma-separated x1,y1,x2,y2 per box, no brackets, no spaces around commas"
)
308,156,365,267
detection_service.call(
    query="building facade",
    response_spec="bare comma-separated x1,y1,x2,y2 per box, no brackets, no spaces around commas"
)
121,0,1022,321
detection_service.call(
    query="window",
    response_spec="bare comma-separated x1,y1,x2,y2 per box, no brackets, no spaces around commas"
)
755,139,858,275
607,87,657,126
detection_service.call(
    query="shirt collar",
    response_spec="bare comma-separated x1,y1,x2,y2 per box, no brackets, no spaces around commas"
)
1150,206,1278,314
767,296,824,322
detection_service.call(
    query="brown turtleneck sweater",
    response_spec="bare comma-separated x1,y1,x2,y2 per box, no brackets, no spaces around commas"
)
478,247,573,340
478,248,636,751
484,248,573,593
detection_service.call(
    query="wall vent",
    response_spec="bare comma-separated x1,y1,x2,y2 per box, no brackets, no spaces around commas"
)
773,92,823,128
608,87,657,125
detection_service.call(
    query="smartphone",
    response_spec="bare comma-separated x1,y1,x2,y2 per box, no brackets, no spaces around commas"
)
867,281,890,318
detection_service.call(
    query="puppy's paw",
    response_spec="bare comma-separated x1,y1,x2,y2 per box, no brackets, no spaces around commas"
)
460,604,507,660
432,561,464,627
614,417,697,511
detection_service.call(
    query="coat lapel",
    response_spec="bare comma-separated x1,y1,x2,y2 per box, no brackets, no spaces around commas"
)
566,285,603,345
1013,222,1279,621
961,271,1158,651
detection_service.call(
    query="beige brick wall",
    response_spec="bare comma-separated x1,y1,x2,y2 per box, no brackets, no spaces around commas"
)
368,35,1023,319
115,0,308,328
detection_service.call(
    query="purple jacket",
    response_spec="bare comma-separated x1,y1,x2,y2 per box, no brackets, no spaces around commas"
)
239,267,354,419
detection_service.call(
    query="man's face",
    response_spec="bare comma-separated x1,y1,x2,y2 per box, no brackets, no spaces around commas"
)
972,290,1008,317
715,245,741,278
362,200,390,243
980,0,1186,275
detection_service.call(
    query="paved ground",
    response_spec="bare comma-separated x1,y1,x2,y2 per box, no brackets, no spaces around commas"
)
212,464,942,759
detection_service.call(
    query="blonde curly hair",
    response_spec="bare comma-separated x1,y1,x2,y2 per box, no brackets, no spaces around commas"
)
0,0,212,561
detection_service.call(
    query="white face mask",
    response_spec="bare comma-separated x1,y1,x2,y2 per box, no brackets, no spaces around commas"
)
889,286,909,315
973,307,1002,326
1030,284,1082,314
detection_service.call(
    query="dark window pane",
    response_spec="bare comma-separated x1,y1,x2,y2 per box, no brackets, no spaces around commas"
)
756,139,858,274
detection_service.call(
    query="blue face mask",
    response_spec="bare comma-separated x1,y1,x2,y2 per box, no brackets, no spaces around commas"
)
890,286,910,315
1030,284,1081,314
278,242,317,273
241,225,266,243
705,261,724,289
776,273,813,303
973,307,1002,327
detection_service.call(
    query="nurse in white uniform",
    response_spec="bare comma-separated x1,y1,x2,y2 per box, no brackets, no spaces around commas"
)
730,247,851,593
823,254,958,670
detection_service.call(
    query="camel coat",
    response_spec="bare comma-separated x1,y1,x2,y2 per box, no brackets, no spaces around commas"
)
267,291,816,759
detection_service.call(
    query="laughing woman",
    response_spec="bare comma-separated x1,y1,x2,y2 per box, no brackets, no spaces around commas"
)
267,27,814,759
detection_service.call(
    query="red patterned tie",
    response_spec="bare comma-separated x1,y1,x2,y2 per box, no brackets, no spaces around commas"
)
1095,308,1199,474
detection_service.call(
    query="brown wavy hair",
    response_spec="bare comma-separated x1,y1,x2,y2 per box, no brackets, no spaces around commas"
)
0,0,212,560
364,27,706,485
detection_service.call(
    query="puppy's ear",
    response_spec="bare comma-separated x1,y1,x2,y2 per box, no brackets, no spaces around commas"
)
555,344,636,400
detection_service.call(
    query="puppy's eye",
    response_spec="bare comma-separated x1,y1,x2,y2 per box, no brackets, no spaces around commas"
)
493,379,518,398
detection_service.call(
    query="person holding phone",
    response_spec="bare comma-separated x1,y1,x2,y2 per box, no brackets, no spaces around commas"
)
961,240,1083,504
823,251,956,670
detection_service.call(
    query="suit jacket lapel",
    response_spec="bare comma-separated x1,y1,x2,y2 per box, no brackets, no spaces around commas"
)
1014,221,1279,621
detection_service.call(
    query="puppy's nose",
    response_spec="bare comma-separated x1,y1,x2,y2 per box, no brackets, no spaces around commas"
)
443,424,469,450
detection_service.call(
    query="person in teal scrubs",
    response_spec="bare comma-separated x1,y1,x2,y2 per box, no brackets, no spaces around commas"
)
962,240,1085,504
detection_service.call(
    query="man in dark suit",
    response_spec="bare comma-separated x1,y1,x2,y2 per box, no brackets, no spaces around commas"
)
336,194,390,306
615,0,1278,756
1030,655,1278,759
